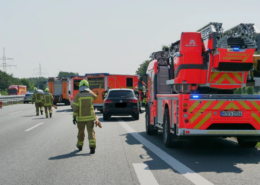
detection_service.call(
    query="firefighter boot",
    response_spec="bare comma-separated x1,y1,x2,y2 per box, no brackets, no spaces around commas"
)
50,113,52,118
41,111,43,115
90,147,95,154
46,114,48,118
76,143,82,151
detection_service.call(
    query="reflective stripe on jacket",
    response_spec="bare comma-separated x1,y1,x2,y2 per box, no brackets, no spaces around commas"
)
73,90,97,122
33,92,43,103
42,93,53,106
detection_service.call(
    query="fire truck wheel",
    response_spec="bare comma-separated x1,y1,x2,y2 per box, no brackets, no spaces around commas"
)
237,137,258,148
163,108,173,147
103,113,110,121
145,107,158,135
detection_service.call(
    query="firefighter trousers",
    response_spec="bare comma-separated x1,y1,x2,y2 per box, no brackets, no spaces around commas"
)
35,102,43,115
44,106,52,117
77,121,96,148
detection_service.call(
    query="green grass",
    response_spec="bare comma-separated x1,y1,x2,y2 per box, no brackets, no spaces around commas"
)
0,90,8,95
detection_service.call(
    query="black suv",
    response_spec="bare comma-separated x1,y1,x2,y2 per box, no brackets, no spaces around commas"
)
103,89,139,120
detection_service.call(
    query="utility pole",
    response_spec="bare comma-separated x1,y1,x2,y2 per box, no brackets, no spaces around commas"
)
0,48,16,73
33,63,48,89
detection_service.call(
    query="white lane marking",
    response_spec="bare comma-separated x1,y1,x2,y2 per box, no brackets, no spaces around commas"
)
133,163,159,185
25,122,44,132
119,120,213,185
9,111,22,115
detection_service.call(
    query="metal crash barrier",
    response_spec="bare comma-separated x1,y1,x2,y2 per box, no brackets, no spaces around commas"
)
0,95,24,107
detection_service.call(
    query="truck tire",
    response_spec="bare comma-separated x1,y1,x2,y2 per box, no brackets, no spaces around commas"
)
103,113,110,121
163,108,173,147
163,108,180,147
237,137,257,148
145,107,158,135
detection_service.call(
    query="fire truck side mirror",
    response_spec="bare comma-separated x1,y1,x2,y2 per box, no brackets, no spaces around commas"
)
68,90,71,94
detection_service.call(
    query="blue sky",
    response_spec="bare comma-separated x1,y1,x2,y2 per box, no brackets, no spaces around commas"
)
1,0,260,78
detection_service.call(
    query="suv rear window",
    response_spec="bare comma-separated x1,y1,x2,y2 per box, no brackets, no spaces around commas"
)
108,90,134,98
25,94,32,97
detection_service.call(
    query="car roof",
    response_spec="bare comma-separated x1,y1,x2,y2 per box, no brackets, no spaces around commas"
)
109,88,133,91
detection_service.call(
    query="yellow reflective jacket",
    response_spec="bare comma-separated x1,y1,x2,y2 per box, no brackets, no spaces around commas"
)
32,91,43,103
42,93,53,106
72,89,97,122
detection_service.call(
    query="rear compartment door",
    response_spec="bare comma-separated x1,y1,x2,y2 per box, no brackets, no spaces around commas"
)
54,81,62,96
88,77,105,104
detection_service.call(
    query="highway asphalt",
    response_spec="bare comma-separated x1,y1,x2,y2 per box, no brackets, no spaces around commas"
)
1,104,260,185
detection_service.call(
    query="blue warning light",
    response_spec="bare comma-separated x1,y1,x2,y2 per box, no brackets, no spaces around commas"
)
233,47,240,52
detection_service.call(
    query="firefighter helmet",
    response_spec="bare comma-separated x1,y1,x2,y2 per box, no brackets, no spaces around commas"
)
79,80,89,88
34,87,37,91
45,88,49,92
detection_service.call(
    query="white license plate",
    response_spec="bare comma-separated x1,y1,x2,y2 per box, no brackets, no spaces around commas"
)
221,111,242,117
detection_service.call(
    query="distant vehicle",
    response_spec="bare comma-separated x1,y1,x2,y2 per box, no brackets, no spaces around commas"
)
24,92,33,103
103,89,139,120
8,85,27,95
69,73,138,112
85,73,138,112
47,77,71,105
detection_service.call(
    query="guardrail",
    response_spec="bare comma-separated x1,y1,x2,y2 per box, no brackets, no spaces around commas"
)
0,95,25,107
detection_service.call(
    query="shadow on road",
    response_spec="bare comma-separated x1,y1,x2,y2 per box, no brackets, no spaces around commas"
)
121,130,260,175
21,115,36,117
55,109,73,113
49,150,91,160
98,117,135,123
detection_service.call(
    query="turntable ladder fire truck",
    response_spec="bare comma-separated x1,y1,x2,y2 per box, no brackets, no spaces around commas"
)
145,22,260,147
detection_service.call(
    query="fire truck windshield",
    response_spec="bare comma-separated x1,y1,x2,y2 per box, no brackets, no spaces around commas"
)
73,80,81,90
88,78,104,90
8,90,18,94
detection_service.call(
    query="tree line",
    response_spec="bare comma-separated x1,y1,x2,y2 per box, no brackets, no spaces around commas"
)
0,70,78,95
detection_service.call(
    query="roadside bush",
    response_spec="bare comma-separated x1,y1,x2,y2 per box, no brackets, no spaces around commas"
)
246,87,254,94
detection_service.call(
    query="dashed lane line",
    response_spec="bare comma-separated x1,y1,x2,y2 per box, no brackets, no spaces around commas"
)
119,120,214,185
25,122,44,132
133,163,159,185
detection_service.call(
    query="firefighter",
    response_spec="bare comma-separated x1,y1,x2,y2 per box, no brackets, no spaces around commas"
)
32,87,43,116
42,88,53,118
102,86,110,99
73,79,100,154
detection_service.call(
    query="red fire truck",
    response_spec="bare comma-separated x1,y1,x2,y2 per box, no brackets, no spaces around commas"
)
8,85,27,95
146,22,260,148
69,73,138,112
48,77,71,105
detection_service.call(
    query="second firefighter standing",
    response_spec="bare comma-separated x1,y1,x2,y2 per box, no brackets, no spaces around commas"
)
32,87,44,116
42,88,54,118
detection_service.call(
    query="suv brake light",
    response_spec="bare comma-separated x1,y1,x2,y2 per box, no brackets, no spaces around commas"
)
129,99,137,103
105,99,113,103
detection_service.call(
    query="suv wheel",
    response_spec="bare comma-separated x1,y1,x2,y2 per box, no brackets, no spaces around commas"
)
103,113,109,121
